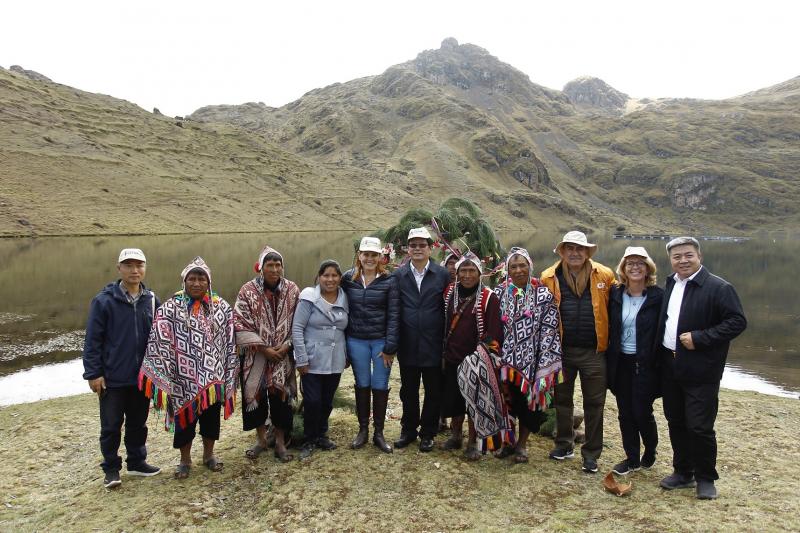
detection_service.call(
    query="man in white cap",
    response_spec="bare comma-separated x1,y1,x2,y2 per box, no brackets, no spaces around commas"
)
83,248,162,488
540,231,615,473
394,227,451,452
655,237,746,500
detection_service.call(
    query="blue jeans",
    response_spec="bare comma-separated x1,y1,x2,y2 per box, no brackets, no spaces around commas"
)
347,337,391,390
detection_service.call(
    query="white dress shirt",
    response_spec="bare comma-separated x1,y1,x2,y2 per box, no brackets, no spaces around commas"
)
411,261,429,291
662,266,703,350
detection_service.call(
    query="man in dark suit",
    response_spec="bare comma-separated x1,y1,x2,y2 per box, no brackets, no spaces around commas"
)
394,227,451,452
655,236,747,500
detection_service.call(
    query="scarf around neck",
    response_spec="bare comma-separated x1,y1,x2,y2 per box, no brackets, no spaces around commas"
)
561,259,592,297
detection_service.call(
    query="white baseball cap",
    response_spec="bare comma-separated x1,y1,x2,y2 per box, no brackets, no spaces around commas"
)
118,248,146,263
407,227,432,242
359,236,383,253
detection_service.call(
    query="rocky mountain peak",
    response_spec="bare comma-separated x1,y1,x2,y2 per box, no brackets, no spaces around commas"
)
401,38,571,114
408,38,521,92
9,65,52,83
563,76,629,114
440,37,459,50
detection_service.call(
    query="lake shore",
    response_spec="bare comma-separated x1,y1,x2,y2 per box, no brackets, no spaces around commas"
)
1,374,798,532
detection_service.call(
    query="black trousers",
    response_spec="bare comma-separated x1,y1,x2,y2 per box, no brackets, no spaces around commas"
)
301,373,341,442
614,355,658,465
173,403,221,449
509,387,548,434
267,392,294,432
242,391,294,433
661,348,720,481
441,362,466,418
399,363,442,439
98,385,150,473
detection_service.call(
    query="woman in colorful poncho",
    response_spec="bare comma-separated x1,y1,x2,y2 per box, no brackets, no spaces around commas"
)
494,247,563,463
139,257,238,479
234,245,300,463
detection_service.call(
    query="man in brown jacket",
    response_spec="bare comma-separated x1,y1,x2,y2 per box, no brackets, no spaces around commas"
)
540,231,615,473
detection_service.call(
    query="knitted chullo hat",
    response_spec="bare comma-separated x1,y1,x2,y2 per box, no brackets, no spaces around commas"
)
181,256,212,286
499,247,535,322
255,245,284,273
446,251,488,340
179,257,218,326
455,251,482,273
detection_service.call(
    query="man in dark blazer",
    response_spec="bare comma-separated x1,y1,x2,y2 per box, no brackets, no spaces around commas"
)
394,227,451,452
655,236,746,500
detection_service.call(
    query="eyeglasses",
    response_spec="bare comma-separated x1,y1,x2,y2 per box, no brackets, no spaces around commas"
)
626,261,646,268
408,243,428,249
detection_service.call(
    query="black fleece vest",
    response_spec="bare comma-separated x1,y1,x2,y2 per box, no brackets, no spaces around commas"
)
557,267,597,349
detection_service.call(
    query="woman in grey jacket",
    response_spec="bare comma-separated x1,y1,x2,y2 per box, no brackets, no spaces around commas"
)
293,259,349,460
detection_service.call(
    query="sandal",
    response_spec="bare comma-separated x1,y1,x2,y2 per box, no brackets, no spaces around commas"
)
204,457,224,472
174,463,190,479
513,448,529,464
464,446,481,461
495,445,515,459
274,449,294,463
245,443,268,460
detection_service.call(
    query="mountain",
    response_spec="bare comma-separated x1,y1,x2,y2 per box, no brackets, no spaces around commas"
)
0,66,421,236
2,40,799,237
563,76,630,115
193,38,800,233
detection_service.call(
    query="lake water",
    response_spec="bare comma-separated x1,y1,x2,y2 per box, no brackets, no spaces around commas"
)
0,231,798,405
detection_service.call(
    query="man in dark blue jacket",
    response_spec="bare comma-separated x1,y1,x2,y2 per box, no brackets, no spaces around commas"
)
394,227,451,452
655,237,746,500
82,248,161,488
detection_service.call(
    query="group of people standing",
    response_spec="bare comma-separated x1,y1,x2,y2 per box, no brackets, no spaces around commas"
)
82,228,746,501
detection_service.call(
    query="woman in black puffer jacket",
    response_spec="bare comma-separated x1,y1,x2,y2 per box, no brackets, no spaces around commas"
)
341,236,400,453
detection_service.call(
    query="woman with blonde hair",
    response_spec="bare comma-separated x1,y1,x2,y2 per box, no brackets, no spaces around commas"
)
607,246,664,475
341,237,399,453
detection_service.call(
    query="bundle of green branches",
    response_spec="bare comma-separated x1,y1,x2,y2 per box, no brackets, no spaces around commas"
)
375,198,504,262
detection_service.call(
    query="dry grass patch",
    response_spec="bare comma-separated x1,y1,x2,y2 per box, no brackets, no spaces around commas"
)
1,371,798,532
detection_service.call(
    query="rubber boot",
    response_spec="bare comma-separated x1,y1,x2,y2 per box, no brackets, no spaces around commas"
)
350,387,371,449
372,389,393,453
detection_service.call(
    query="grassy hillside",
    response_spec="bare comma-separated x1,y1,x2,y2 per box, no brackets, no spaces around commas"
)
1,375,799,531
2,40,799,237
193,40,800,235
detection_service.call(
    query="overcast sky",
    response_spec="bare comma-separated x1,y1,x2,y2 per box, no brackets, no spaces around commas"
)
2,0,797,117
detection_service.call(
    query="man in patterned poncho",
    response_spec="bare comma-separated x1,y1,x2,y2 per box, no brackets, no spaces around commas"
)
494,247,563,463
234,245,300,463
140,257,238,479
442,252,505,459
